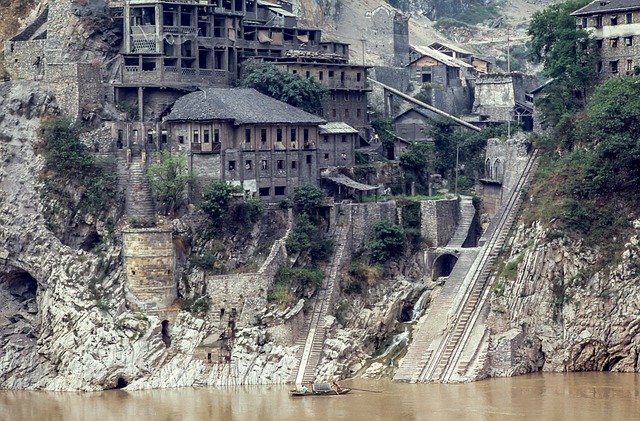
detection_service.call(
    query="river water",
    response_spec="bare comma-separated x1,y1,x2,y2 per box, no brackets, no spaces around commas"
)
1,373,639,421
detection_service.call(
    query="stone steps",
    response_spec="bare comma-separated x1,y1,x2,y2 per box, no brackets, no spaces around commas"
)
126,157,156,223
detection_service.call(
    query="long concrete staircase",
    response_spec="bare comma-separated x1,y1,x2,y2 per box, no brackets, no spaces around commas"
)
446,196,476,249
290,203,353,385
394,150,539,383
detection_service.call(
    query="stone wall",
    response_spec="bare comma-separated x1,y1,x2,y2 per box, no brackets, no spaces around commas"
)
348,201,398,253
420,198,459,247
46,63,103,118
4,40,47,81
123,228,177,310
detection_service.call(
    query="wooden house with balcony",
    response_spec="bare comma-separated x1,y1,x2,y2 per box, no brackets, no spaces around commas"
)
165,88,327,202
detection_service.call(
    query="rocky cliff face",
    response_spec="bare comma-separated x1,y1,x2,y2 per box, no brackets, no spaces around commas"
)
487,221,640,376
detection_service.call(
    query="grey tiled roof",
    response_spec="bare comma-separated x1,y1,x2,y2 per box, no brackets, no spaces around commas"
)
572,0,640,16
166,88,326,125
319,122,359,134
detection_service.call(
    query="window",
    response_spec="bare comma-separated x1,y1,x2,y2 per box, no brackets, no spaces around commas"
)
332,108,337,117
245,160,252,170
277,128,283,142
245,128,251,143
356,93,362,102
610,60,619,74
357,108,361,117
582,17,588,28
204,129,210,143
324,135,329,143
118,129,123,141
291,129,296,143
292,70,297,74
356,72,361,81
306,71,310,79
597,39,603,48
625,36,633,46
627,13,633,24
291,160,297,169
133,129,138,141
344,109,350,118
342,135,347,143
324,153,329,160
261,128,267,142
277,160,284,169
303,129,309,142
147,131,153,143
193,130,199,143
331,92,336,101
179,136,184,144
611,16,618,26
596,15,602,27
274,186,286,196
161,131,167,144
319,71,323,80
261,160,268,169
597,61,603,73
627,59,633,72
344,93,349,101
610,38,618,48
228,160,236,170
306,155,312,164
259,187,270,196
328,70,334,78
214,129,219,143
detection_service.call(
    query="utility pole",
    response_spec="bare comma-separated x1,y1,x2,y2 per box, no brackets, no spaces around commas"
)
361,38,366,66
507,27,511,73
455,142,459,196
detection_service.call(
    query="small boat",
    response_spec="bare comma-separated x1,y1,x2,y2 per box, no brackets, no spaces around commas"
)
290,383,351,397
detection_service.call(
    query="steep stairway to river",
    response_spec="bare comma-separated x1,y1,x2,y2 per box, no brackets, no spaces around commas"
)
290,203,352,385
395,150,539,383
125,153,156,224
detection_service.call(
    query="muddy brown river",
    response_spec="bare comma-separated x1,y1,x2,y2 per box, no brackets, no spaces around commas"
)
1,373,639,421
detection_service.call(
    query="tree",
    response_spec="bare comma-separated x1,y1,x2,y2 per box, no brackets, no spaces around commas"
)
293,184,325,215
367,219,405,263
527,0,599,126
240,60,328,113
370,117,396,159
146,151,193,216
200,181,241,227
399,142,434,195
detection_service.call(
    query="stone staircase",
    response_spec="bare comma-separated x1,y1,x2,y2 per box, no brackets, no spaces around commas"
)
446,196,476,249
126,154,156,223
290,203,353,385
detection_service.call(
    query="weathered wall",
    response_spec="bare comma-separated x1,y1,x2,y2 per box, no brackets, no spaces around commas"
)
123,228,177,310
349,201,399,253
420,198,459,247
46,62,103,118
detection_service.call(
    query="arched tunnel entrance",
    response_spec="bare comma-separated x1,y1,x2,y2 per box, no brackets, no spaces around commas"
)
432,253,458,279
0,268,39,345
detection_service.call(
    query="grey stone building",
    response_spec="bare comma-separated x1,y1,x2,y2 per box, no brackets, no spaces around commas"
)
164,88,334,202
572,0,640,78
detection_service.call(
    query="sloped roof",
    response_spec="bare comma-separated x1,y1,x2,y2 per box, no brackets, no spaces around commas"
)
324,175,379,191
166,88,326,125
428,40,474,57
319,122,359,134
571,0,640,16
409,45,474,69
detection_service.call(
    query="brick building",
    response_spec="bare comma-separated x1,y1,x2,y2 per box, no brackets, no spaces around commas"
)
571,0,640,77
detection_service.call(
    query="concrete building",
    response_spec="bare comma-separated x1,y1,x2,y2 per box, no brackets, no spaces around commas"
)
572,0,640,78
472,73,537,131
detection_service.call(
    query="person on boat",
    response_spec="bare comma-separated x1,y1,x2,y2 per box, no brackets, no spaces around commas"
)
301,384,308,393
332,381,342,393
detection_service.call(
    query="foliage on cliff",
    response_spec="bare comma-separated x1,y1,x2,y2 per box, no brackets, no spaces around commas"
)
524,76,640,254
146,151,193,216
240,59,328,114
527,0,599,127
39,118,118,220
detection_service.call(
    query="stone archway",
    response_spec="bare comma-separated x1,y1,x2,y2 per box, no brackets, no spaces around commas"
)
432,253,458,279
493,159,504,183
485,158,492,179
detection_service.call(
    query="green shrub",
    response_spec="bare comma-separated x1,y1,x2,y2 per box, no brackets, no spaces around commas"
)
183,294,211,315
367,219,405,264
268,267,324,306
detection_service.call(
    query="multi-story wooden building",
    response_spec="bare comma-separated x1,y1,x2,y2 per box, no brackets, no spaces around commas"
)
572,0,640,77
164,88,362,202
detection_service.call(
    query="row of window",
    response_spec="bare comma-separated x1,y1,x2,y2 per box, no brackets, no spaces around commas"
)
292,69,363,83
318,108,364,119
601,36,634,48
228,155,313,171
599,59,635,74
581,12,634,28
